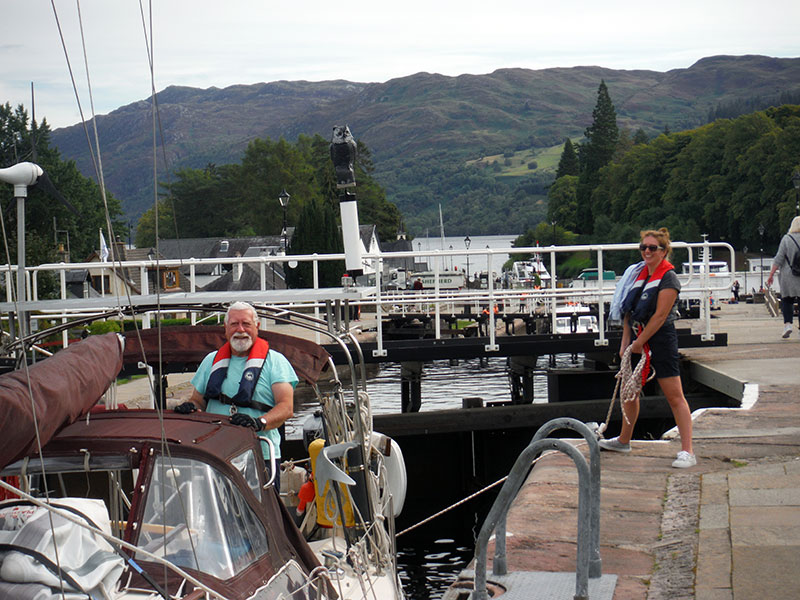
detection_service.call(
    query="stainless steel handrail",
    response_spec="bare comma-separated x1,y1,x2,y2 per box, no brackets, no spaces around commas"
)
471,436,592,600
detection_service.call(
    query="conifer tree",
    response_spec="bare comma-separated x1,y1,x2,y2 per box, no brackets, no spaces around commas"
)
576,80,619,233
555,138,579,178
285,197,344,288
633,128,649,145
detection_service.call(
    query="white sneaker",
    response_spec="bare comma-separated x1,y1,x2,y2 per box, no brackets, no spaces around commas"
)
782,324,792,339
598,437,631,453
672,451,697,468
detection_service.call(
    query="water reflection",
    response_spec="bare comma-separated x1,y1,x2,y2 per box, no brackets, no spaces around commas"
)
398,538,473,600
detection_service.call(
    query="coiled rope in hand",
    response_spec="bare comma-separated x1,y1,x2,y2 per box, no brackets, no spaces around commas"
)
597,343,656,437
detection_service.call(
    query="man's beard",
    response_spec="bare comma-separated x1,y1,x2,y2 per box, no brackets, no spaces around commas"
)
230,334,253,354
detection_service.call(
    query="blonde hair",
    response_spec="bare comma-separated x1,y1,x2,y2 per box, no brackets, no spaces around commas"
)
640,227,672,257
789,216,800,234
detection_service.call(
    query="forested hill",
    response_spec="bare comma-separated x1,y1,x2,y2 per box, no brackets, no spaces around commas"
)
50,55,800,235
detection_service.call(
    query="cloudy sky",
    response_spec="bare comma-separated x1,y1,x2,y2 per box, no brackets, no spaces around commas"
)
2,0,799,129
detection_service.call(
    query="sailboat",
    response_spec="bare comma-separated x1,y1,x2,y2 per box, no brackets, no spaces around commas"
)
0,3,408,595
0,304,406,599
408,205,466,290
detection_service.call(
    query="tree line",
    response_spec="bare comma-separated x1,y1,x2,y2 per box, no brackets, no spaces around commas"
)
2,101,402,292
538,82,800,275
0,103,124,296
135,133,406,288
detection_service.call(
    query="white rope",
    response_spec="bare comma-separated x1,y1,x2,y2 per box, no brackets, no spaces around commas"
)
597,344,656,436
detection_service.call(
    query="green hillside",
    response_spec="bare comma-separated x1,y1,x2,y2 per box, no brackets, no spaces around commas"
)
46,55,800,237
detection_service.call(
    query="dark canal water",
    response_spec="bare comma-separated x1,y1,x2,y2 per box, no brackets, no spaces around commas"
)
287,354,582,598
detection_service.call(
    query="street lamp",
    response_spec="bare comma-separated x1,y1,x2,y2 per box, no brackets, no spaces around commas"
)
551,220,557,245
743,245,748,294
758,223,765,292
0,162,42,341
792,170,800,216
464,235,471,286
449,245,453,271
278,189,290,253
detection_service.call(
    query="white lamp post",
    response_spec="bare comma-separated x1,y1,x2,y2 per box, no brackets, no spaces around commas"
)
278,189,290,253
0,162,43,339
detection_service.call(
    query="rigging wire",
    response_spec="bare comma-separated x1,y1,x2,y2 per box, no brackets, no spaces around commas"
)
46,0,203,593
395,445,586,538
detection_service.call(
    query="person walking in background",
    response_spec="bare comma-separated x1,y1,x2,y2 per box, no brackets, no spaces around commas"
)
732,280,740,303
599,228,696,468
766,216,800,339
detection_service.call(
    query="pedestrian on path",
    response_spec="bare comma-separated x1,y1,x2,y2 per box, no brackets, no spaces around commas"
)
766,216,800,339
599,228,696,468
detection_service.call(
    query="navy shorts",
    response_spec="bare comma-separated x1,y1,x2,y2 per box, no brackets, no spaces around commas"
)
637,322,680,379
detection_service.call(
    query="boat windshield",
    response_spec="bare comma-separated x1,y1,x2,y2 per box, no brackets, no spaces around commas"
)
230,448,262,501
136,455,269,579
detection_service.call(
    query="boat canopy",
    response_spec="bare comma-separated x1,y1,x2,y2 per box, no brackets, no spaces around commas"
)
123,326,331,386
0,333,123,470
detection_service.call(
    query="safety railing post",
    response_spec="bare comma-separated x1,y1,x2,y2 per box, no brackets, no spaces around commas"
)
531,418,602,578
595,249,608,347
486,251,498,351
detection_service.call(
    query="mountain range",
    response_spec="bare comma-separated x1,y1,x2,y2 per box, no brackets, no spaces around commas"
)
50,54,800,236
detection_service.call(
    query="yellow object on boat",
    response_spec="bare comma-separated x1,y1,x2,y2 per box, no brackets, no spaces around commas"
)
308,438,355,527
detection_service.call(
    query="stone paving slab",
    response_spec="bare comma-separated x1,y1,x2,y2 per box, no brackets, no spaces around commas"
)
729,487,800,506
732,546,800,598
498,301,800,599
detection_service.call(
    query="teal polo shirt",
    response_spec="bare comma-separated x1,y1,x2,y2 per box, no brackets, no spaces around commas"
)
192,349,298,459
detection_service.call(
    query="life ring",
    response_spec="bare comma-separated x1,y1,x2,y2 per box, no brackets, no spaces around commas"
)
371,432,407,517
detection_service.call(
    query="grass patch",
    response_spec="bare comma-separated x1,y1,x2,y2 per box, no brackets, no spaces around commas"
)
464,139,575,176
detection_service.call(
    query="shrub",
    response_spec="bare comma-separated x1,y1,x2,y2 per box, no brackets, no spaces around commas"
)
88,320,122,335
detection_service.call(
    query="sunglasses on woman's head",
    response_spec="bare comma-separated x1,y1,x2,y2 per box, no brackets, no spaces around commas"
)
639,244,663,252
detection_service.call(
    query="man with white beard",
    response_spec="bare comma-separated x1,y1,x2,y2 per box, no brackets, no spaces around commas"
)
176,301,297,490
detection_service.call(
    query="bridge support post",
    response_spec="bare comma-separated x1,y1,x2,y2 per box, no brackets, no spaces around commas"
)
401,361,423,413
508,355,538,404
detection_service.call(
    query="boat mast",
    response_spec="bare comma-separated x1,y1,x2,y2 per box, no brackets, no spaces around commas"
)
439,204,446,272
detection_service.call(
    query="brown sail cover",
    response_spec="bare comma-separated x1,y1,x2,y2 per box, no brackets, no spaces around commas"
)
0,333,123,469
122,326,330,385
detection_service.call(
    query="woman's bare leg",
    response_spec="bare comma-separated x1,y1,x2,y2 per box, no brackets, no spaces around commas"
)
658,375,693,454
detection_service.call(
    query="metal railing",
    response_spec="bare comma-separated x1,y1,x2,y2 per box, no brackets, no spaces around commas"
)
0,240,733,352
471,418,600,600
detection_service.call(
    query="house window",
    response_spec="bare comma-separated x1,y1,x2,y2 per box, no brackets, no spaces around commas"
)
161,269,180,290
220,240,229,252
91,275,110,292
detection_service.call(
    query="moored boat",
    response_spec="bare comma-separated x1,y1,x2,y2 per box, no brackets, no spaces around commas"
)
554,303,599,334
509,253,552,289
0,305,406,599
